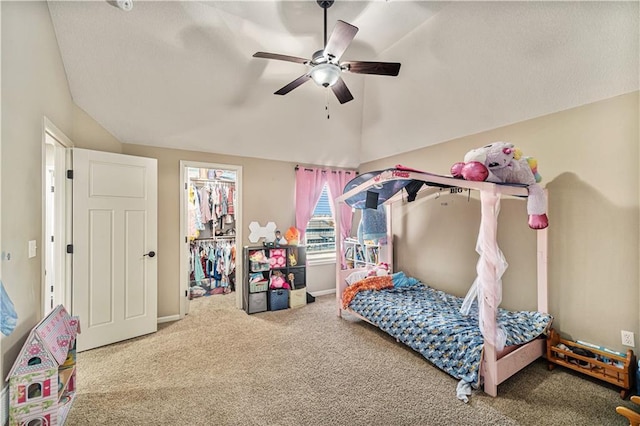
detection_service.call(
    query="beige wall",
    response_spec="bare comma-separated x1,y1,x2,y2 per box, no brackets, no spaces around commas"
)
361,92,639,353
1,1,122,379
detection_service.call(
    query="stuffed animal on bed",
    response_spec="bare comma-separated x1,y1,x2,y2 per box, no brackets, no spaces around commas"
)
367,262,390,277
450,142,548,229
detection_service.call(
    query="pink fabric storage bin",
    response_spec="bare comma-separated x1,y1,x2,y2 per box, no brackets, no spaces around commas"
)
269,249,286,269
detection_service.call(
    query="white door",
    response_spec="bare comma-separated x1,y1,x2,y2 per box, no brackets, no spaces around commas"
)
72,148,158,352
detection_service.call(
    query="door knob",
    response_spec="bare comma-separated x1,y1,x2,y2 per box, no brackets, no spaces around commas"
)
144,251,156,258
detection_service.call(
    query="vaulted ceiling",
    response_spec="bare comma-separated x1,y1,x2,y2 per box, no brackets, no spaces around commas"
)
47,1,638,168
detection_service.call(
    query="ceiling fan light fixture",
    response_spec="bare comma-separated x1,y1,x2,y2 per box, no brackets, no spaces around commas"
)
310,63,341,87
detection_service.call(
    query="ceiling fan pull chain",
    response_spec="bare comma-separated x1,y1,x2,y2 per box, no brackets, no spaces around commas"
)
326,89,330,119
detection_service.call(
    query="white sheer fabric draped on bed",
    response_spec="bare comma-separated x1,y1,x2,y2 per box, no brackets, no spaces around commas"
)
460,191,508,351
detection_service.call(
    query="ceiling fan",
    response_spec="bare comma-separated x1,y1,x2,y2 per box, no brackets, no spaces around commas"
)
252,0,401,104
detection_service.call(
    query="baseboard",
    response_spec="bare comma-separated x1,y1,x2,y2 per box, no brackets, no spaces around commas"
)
1,384,8,426
157,314,180,324
309,289,335,297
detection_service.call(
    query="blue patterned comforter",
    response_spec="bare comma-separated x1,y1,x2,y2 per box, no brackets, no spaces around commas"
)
347,283,552,386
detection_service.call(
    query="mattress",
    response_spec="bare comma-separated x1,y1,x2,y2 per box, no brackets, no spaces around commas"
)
346,282,553,385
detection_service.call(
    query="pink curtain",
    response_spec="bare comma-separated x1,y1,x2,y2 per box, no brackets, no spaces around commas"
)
326,170,356,267
295,168,326,241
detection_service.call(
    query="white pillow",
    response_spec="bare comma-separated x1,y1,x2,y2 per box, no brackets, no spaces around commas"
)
345,269,371,286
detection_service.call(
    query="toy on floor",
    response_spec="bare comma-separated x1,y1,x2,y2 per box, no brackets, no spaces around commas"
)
451,142,548,229
6,305,80,426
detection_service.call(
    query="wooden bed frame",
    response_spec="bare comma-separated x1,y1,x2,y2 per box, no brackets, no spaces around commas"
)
334,168,549,397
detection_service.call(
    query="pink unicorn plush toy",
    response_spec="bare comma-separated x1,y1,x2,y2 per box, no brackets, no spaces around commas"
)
451,142,548,229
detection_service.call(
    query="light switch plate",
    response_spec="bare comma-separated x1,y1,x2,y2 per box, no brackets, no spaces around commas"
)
28,240,37,258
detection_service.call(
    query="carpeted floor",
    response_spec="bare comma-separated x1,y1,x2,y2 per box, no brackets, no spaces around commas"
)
66,293,636,425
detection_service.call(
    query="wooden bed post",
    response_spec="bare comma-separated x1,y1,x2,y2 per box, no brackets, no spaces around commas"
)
537,189,549,313
478,190,501,397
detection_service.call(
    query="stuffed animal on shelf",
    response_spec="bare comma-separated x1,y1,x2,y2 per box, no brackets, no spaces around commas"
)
269,270,290,290
274,230,288,247
284,227,300,246
287,273,296,290
450,142,548,229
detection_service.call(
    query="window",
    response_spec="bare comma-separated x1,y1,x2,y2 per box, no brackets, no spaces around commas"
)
305,184,335,260
27,382,42,399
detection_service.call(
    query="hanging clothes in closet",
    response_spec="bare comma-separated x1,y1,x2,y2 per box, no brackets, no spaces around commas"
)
189,238,236,299
187,181,236,241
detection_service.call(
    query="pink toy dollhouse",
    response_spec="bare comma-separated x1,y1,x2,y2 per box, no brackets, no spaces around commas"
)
6,305,80,426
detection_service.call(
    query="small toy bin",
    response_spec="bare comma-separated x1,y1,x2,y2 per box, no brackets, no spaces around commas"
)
250,280,268,293
268,289,289,311
289,288,307,309
269,249,287,269
248,292,267,314
249,272,268,293
249,249,270,272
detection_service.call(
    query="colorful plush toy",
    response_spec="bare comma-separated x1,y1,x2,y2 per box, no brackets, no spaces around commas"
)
451,142,548,229
367,262,390,277
269,270,290,290
284,227,300,246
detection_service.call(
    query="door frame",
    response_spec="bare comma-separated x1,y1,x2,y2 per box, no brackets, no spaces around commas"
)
179,161,243,317
41,117,73,316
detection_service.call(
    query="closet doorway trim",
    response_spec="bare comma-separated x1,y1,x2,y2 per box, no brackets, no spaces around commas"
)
179,160,243,317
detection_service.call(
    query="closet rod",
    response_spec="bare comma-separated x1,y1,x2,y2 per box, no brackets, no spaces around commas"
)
193,236,236,241
189,178,235,184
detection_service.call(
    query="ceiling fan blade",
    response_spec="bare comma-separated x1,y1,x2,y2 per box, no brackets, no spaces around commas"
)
274,74,311,96
342,61,401,76
253,52,309,64
324,20,358,62
331,77,354,104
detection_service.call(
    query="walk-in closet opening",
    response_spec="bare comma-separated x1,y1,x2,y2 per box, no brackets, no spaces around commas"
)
180,161,243,316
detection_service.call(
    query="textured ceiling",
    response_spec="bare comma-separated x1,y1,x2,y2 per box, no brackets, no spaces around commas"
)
47,1,638,168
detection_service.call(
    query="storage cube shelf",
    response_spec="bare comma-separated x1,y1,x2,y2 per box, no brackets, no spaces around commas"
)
243,245,307,314
546,328,635,399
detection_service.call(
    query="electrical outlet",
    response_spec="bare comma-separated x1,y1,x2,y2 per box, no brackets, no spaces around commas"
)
621,330,635,347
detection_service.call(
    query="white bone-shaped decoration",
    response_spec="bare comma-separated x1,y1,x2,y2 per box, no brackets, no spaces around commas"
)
248,221,277,243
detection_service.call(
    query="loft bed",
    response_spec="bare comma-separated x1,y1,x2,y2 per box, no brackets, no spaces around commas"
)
334,166,553,398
